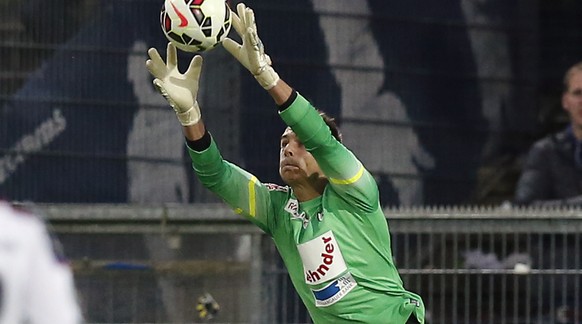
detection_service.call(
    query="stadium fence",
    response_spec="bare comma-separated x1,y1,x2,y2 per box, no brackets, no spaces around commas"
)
34,203,582,323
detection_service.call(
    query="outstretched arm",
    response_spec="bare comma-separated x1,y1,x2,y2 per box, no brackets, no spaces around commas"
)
268,79,293,106
145,42,206,141
223,3,379,209
145,42,277,233
223,2,294,107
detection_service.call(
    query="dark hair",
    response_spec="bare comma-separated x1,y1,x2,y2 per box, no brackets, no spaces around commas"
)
563,61,582,93
318,110,342,143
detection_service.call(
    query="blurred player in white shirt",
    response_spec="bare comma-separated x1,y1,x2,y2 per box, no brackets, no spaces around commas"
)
0,201,82,324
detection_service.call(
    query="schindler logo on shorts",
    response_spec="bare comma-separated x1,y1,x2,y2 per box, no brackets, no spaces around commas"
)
312,272,357,307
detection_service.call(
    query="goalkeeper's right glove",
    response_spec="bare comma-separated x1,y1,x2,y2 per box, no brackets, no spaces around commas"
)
146,43,203,126
222,3,280,90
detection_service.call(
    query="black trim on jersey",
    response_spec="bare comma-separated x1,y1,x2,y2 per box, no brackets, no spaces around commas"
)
277,89,298,112
186,129,211,152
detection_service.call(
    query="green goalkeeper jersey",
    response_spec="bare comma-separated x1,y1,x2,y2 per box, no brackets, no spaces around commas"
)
187,92,425,324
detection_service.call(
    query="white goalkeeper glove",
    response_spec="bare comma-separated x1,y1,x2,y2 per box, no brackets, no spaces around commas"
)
146,43,203,126
222,3,280,90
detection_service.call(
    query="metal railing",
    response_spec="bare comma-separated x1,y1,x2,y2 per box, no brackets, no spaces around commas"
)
34,203,582,323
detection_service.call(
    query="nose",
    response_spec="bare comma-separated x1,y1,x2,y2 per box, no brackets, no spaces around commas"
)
283,144,294,157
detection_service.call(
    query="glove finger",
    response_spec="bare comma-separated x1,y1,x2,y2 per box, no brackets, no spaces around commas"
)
236,3,246,26
147,48,166,77
230,9,245,37
166,42,177,69
246,27,260,47
185,55,203,81
146,59,167,79
147,47,163,64
244,6,255,31
222,38,242,57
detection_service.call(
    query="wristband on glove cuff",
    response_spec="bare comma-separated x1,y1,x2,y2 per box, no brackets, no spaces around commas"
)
255,66,280,90
176,102,201,126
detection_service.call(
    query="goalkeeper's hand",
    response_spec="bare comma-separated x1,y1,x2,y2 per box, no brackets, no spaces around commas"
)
222,3,280,90
146,43,203,126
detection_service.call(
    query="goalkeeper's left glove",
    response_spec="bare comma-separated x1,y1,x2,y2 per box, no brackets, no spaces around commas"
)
222,3,280,90
146,43,203,126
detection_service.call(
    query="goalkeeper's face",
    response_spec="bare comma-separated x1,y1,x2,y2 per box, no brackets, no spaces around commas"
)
279,128,325,186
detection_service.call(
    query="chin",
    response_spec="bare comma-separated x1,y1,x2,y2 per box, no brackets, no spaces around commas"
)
280,173,301,186
280,175,295,185
279,171,291,184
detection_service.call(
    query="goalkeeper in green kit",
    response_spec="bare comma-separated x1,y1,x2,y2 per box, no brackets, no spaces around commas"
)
146,3,424,323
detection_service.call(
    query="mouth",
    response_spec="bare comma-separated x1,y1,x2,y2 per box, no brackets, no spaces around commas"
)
281,160,299,171
282,165,299,172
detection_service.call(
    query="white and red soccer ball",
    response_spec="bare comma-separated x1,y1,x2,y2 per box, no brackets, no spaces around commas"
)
160,0,232,53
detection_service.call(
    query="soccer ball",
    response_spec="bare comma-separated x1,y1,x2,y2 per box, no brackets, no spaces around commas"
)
160,0,232,53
